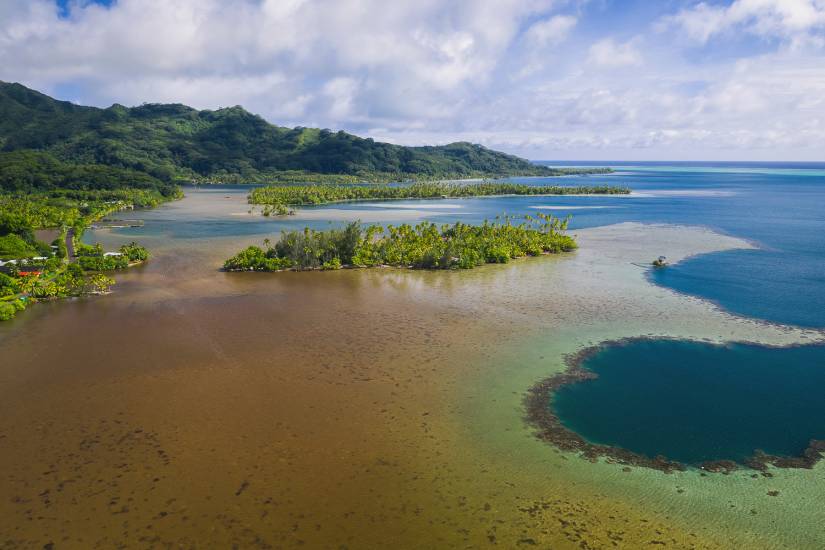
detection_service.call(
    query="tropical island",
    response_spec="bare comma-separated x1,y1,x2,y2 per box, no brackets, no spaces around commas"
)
224,213,575,272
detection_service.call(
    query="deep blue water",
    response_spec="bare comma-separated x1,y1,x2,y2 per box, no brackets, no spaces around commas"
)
552,340,825,465
537,162,825,328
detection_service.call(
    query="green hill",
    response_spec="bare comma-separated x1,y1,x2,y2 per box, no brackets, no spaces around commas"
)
0,81,606,194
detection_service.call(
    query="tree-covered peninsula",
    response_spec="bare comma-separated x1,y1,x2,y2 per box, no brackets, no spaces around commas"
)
224,214,575,272
1,81,611,189
249,181,629,214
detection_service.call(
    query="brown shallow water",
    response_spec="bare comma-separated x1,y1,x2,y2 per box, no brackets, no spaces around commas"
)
0,265,713,548
2,195,823,549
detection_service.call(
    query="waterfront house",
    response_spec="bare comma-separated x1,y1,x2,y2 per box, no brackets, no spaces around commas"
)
0,259,18,275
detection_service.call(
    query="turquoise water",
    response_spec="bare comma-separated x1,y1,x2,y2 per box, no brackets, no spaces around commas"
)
541,162,825,328
553,339,825,465
339,161,825,328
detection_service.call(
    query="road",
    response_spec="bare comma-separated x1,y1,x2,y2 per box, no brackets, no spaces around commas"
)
65,227,76,261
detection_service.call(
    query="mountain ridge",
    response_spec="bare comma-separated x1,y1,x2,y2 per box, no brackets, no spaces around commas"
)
0,81,600,194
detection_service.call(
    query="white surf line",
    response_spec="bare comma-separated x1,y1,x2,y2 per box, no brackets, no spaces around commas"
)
357,203,465,209
631,190,737,198
529,205,616,210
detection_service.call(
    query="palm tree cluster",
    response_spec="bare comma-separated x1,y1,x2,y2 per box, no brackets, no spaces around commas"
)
224,213,576,272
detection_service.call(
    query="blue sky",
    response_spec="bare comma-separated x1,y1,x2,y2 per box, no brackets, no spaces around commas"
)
2,0,825,160
55,0,114,17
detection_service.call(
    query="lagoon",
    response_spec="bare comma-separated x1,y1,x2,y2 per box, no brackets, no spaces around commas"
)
3,163,825,548
124,161,825,328
552,339,825,467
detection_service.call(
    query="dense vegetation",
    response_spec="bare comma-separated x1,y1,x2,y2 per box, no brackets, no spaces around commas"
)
75,241,148,271
0,262,114,321
224,214,575,272
0,150,180,197
1,81,611,188
0,191,150,320
0,233,46,259
0,189,169,260
250,182,629,212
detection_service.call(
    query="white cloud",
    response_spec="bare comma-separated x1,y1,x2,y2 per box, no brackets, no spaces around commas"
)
0,0,824,160
525,14,577,46
322,77,360,120
0,0,559,124
662,0,825,44
587,38,643,67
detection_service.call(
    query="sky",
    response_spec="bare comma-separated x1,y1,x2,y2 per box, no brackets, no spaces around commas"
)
1,0,825,161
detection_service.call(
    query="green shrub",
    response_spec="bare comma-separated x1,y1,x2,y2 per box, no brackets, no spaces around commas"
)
77,254,129,271
0,272,20,296
75,242,103,257
0,301,17,321
223,246,293,271
0,233,36,259
119,242,149,262
0,300,26,321
321,257,342,270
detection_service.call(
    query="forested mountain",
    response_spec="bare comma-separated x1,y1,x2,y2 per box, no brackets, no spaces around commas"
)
0,81,588,194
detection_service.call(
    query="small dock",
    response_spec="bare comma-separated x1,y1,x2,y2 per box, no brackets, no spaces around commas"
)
92,219,145,229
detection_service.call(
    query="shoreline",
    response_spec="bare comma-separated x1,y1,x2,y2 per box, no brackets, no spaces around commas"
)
240,192,631,219
223,248,574,273
247,190,630,212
